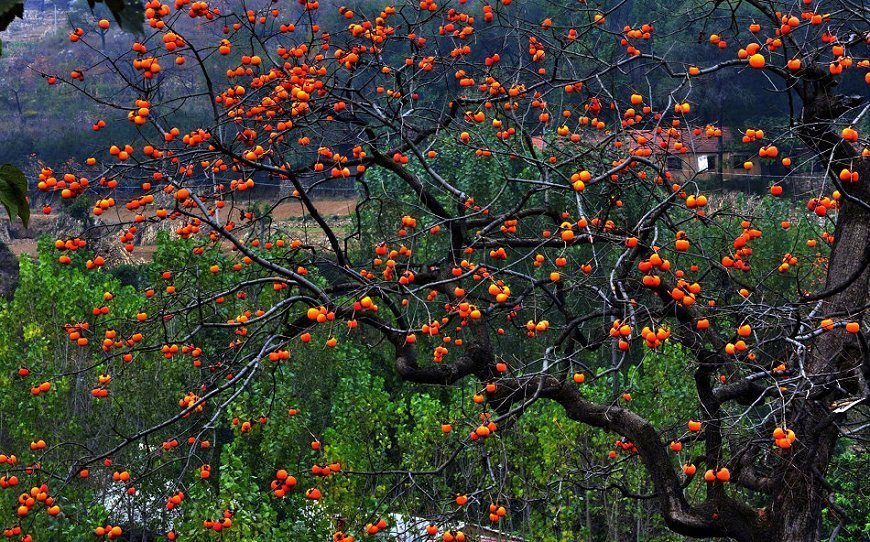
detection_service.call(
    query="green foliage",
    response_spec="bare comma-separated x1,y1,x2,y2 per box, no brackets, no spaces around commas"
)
62,194,91,222
0,163,28,227
824,448,870,539
0,189,853,541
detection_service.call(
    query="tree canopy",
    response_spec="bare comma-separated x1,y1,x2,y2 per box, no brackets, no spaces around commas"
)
0,0,868,541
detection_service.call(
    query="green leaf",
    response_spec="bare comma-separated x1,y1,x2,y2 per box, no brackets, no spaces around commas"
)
87,0,144,34
0,0,23,33
0,163,29,228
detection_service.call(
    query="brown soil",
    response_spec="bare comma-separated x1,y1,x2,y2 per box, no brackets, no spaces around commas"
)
7,239,38,258
3,198,357,261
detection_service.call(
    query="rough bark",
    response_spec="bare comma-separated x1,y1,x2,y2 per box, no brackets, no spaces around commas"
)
768,77,869,541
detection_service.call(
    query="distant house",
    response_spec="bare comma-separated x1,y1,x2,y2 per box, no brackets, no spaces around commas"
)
623,127,764,179
531,126,792,189
381,514,525,542
460,524,527,542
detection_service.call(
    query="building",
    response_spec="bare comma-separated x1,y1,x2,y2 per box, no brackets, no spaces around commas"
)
525,127,802,194
460,524,527,542
380,514,526,542
625,127,750,178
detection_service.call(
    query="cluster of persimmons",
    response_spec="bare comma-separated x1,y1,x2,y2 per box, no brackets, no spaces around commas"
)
3,0,866,539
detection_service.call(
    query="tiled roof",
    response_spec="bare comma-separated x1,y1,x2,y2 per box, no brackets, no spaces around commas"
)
626,126,734,154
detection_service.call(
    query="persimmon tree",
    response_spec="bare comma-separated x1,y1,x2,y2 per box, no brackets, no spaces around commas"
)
7,0,869,540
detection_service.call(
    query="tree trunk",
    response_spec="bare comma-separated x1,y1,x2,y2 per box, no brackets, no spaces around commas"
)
769,82,870,541
0,239,19,299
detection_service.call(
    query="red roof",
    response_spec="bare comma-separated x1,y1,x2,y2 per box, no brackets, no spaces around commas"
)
626,126,734,154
